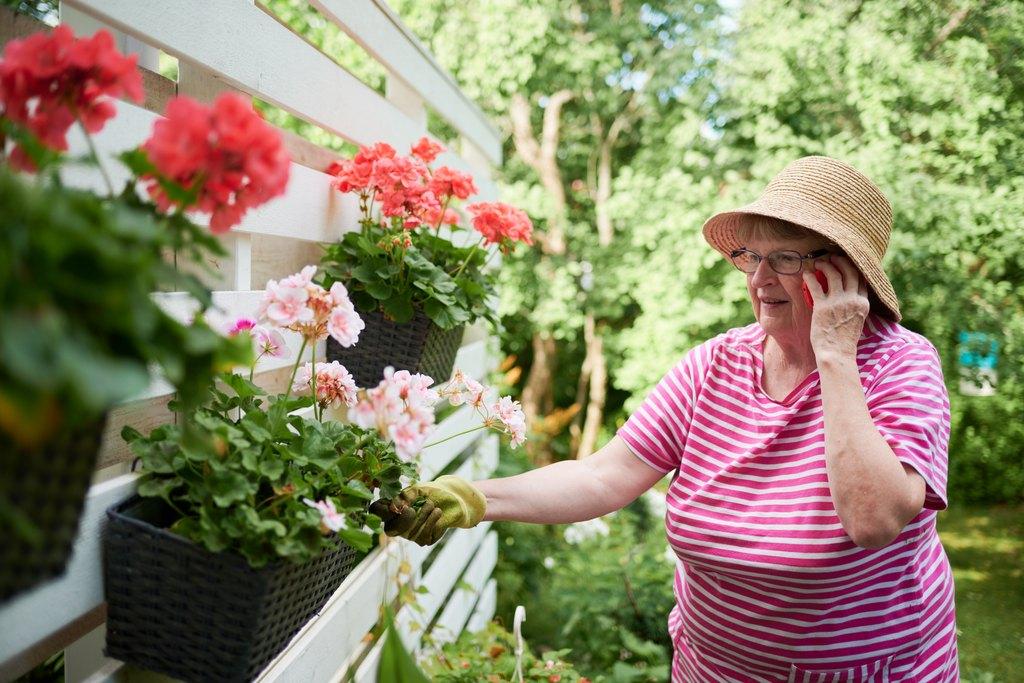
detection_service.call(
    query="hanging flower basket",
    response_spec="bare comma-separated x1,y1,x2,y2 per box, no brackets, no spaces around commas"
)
104,496,360,683
0,416,106,604
326,306,464,388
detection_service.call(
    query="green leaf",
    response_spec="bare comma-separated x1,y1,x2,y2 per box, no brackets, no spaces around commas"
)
351,263,379,283
208,470,254,507
377,610,431,683
423,298,460,330
381,291,414,323
365,279,393,300
137,475,181,502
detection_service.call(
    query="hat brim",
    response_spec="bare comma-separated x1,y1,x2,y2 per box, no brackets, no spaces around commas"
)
703,199,902,322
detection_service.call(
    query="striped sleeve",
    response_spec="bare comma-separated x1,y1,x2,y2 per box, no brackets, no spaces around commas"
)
866,341,951,510
617,343,708,473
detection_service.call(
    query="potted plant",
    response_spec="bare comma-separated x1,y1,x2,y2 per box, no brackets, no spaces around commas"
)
0,26,280,603
320,139,533,387
103,267,417,682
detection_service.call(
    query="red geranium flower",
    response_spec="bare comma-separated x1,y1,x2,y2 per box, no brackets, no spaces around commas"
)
410,136,444,164
0,25,143,171
467,201,534,251
141,92,291,233
429,166,478,201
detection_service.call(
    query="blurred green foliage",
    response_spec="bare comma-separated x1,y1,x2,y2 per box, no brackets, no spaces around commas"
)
493,447,674,681
420,621,589,681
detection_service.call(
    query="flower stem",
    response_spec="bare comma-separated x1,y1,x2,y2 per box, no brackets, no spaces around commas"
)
78,121,116,197
482,244,501,269
249,351,265,383
285,337,309,401
450,237,485,280
311,347,319,421
433,195,452,231
422,424,486,450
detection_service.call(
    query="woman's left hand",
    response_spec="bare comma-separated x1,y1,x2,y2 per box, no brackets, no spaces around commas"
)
803,255,870,360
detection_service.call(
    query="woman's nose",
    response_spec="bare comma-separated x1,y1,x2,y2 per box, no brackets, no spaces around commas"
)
749,258,777,288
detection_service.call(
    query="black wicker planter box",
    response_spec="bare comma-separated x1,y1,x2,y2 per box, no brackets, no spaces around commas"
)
0,417,106,604
327,306,464,388
104,496,360,683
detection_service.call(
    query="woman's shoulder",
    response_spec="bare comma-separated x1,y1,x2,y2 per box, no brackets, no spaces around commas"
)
859,315,944,386
672,322,762,377
861,315,941,358
700,321,763,354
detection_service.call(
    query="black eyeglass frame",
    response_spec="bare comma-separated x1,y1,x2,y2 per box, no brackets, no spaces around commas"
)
728,247,832,275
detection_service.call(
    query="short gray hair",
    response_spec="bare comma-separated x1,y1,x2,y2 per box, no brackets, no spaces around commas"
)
735,215,835,247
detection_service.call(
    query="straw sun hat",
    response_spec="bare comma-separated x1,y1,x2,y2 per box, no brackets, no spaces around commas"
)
702,155,901,322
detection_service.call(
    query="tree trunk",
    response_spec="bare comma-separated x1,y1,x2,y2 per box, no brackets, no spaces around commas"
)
576,315,607,459
509,90,573,462
927,6,973,54
522,332,557,464
569,314,596,452
574,118,620,457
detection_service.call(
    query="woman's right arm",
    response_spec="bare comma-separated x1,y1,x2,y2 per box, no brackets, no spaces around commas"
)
475,435,666,524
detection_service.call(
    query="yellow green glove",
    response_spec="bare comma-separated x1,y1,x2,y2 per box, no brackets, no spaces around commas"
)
370,475,486,547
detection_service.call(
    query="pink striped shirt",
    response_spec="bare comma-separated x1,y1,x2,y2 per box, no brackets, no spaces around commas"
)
618,315,958,682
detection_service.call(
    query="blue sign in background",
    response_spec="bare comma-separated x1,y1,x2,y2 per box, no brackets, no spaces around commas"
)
958,331,998,370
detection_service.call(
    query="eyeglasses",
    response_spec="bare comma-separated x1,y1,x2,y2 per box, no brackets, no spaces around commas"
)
729,247,831,275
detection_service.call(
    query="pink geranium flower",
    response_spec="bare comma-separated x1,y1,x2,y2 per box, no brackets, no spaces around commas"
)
292,361,358,409
252,325,288,359
352,367,439,461
303,498,347,532
227,317,289,360
258,265,363,347
490,395,527,448
262,281,312,328
227,317,257,336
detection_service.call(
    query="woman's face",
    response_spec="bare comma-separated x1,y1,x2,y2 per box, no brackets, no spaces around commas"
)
740,235,834,342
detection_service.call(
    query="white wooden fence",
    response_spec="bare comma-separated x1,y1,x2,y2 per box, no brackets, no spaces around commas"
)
0,2,504,680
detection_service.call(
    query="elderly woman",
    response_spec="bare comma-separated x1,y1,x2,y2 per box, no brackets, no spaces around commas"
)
378,157,957,682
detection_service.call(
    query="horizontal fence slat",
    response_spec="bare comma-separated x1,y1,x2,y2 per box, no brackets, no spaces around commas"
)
60,1,401,154
61,0,500,202
0,474,138,679
61,101,360,243
310,0,501,166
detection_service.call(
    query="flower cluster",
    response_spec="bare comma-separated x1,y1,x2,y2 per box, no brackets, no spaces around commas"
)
259,265,364,347
351,368,439,461
0,25,143,170
328,137,477,230
466,201,534,253
438,370,527,448
292,360,358,410
142,92,290,232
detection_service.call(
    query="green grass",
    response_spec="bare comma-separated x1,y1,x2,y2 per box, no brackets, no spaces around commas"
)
937,504,1024,683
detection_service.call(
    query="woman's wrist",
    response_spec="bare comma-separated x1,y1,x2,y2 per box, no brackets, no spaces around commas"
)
815,348,858,374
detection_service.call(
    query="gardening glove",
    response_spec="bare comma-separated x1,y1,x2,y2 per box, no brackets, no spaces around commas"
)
371,475,486,547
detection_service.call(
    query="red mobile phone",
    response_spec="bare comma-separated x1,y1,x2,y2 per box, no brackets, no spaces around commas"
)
801,270,829,308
